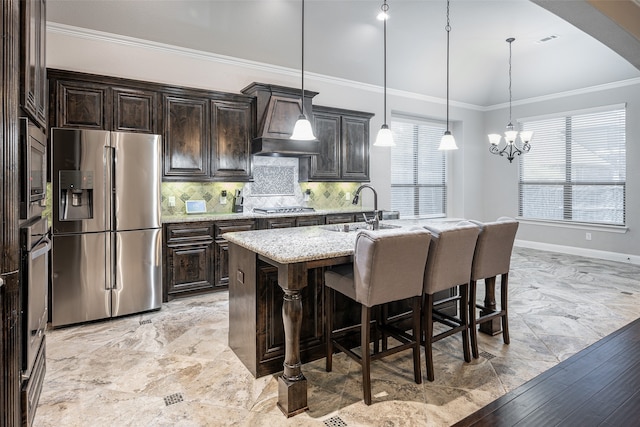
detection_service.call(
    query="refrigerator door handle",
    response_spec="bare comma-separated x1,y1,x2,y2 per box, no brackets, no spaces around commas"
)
104,146,114,231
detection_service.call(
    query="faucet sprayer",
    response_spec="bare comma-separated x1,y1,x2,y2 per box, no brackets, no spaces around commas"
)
352,184,379,230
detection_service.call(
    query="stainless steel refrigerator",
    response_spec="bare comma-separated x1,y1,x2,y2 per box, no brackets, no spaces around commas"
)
50,129,162,327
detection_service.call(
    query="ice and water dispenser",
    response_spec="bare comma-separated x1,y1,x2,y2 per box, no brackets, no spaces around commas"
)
58,170,94,220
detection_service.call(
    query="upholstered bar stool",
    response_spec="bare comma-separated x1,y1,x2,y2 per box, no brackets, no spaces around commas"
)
469,217,519,358
422,222,480,381
324,228,431,405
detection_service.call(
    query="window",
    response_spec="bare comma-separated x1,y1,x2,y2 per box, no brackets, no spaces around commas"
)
390,116,447,218
519,105,626,226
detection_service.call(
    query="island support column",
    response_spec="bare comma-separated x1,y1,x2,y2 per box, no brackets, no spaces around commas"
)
276,262,309,417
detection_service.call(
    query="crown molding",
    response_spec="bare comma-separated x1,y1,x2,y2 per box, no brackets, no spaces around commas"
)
48,22,640,113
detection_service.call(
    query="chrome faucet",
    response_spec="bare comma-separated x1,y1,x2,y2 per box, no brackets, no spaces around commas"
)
352,184,379,230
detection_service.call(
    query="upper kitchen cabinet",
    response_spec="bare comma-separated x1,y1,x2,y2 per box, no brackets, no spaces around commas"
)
113,87,158,133
20,0,47,129
300,106,374,182
210,100,252,181
48,69,158,133
162,94,210,179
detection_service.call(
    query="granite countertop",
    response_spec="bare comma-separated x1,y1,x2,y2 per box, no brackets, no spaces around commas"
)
161,207,382,224
223,218,465,264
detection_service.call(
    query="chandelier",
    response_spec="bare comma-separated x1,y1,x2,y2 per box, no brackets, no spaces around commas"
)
488,37,532,163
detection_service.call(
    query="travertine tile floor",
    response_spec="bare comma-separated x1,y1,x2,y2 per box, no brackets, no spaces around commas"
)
34,248,640,426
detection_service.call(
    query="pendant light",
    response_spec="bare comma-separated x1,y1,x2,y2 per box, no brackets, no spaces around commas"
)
438,0,458,150
488,37,533,162
374,0,395,147
290,0,316,141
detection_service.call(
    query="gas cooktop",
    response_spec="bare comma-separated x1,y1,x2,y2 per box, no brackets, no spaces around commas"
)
253,207,315,215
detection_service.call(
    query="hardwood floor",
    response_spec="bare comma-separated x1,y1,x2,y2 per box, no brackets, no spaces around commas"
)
453,316,640,426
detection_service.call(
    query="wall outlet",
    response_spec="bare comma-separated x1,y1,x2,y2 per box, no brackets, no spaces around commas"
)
168,196,176,207
345,192,351,201
586,232,592,241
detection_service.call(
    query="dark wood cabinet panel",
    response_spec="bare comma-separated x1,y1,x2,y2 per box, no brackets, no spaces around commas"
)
20,0,47,129
214,219,256,288
256,264,324,375
113,87,157,133
256,216,297,229
325,213,356,224
296,215,325,227
164,222,215,301
309,110,341,180
342,114,371,181
55,80,109,129
300,106,373,182
211,100,252,180
163,94,210,179
166,245,214,297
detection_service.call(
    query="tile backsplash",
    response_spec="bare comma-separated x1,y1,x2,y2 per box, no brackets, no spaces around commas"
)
161,157,363,216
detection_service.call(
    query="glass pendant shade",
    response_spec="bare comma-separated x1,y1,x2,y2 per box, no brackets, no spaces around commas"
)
488,134,502,145
290,114,316,140
520,130,533,144
505,129,518,144
374,124,395,147
438,130,458,150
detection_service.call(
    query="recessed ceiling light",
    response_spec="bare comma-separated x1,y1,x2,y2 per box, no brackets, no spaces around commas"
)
537,34,560,44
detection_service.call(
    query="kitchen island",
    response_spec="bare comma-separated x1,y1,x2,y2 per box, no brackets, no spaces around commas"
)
224,218,463,417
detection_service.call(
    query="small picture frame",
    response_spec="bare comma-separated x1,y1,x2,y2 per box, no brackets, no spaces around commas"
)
185,200,206,214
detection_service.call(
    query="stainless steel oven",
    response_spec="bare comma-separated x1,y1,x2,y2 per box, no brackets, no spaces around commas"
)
21,216,50,378
20,117,47,220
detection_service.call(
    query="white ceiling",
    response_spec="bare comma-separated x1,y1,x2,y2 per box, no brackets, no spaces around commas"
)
46,0,640,107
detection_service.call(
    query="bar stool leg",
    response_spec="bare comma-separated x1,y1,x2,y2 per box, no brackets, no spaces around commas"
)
325,286,333,372
411,296,422,384
423,294,435,382
361,306,372,405
469,279,479,358
501,273,510,345
460,283,471,363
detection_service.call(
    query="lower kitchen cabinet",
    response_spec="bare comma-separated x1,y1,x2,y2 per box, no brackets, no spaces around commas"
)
163,222,216,301
214,219,256,288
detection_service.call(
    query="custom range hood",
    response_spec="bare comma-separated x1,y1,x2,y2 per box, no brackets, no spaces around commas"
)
241,82,320,156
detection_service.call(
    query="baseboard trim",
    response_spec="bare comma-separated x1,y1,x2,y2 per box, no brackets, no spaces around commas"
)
515,239,640,265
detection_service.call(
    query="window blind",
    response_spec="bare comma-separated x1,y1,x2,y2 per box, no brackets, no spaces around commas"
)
390,117,447,218
519,107,626,226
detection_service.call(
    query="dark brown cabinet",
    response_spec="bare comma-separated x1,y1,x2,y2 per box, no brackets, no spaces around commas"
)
214,219,256,288
20,0,47,129
48,70,159,134
113,87,158,133
47,69,254,182
211,100,252,180
164,222,216,301
300,106,374,182
325,213,356,224
256,216,297,229
52,79,109,130
296,215,325,227
163,94,210,179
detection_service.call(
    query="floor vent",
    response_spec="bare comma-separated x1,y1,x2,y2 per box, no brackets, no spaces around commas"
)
621,291,633,295
479,351,496,360
164,393,184,406
565,314,579,320
324,415,348,427
139,319,152,325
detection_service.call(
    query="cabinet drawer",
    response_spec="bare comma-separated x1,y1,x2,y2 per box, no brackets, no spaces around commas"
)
165,222,214,244
214,219,256,237
325,213,356,224
296,215,325,227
